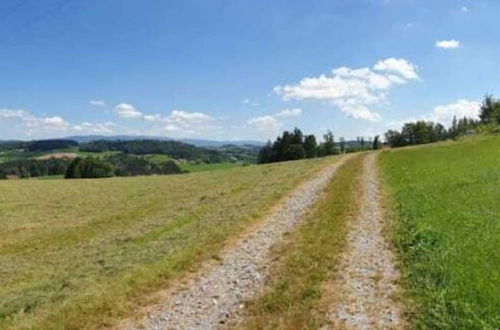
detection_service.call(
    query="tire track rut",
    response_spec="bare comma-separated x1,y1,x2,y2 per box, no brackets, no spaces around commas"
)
326,153,404,329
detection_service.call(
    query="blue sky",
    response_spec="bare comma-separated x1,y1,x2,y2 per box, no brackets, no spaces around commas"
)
1,0,499,141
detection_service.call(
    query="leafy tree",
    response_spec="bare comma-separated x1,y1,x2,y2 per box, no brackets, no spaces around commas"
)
257,142,274,164
283,144,306,160
303,135,317,158
373,135,381,150
160,160,182,175
321,130,336,155
339,137,346,153
65,157,114,179
258,128,313,163
479,94,500,124
385,117,478,148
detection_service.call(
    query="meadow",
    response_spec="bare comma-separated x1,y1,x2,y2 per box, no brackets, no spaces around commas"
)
0,156,336,329
379,135,500,329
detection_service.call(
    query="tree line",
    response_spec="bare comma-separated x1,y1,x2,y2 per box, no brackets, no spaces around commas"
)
258,128,380,164
63,155,182,179
0,154,182,180
0,158,71,179
0,139,78,152
385,95,500,148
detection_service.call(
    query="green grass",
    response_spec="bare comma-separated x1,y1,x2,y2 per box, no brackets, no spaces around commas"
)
35,175,65,180
0,156,337,329
141,153,171,164
242,155,363,329
179,161,242,173
379,135,500,329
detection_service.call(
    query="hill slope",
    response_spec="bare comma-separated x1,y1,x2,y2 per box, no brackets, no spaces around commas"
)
379,135,500,329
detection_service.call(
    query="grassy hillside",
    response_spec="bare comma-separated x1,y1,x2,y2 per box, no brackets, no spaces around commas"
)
380,135,500,329
0,156,336,329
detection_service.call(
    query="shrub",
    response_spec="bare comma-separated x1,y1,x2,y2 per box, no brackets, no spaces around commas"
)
65,157,114,179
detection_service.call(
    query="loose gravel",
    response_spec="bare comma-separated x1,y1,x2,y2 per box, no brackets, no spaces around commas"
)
125,155,352,330
326,153,404,329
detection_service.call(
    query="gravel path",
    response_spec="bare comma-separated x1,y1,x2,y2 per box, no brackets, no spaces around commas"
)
326,153,404,329
127,155,352,330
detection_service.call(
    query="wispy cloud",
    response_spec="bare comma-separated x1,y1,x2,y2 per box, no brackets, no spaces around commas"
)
242,98,259,106
436,39,461,49
90,100,106,107
72,121,115,134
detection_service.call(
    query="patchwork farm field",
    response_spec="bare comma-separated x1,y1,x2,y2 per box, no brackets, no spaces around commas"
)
0,156,336,330
380,135,500,329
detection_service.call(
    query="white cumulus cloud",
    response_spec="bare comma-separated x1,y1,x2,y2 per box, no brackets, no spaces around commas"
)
247,115,281,138
387,99,480,129
114,103,143,119
274,58,418,122
33,116,69,131
436,40,461,49
275,108,302,118
373,58,419,80
431,99,480,123
167,110,212,125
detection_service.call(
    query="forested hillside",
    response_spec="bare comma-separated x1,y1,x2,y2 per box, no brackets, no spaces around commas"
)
79,140,230,163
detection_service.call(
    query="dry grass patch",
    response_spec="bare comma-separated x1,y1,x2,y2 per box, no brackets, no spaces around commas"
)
0,156,336,330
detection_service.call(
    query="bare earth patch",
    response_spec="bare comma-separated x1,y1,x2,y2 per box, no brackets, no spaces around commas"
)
326,153,404,329
122,155,353,330
36,152,78,160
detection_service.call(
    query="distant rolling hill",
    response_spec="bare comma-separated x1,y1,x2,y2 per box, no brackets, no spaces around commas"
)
65,135,265,147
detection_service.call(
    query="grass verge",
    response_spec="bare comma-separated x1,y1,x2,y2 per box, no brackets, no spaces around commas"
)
379,135,500,329
0,156,336,329
241,154,364,329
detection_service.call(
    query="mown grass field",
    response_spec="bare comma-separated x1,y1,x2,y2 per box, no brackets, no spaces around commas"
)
178,161,241,173
379,135,500,329
242,155,363,329
0,156,336,330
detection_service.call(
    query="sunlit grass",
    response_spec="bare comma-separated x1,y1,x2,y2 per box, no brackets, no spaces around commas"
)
179,161,242,173
379,135,500,329
0,156,336,329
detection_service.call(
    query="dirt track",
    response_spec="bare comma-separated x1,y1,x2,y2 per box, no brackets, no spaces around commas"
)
124,155,353,330
326,153,404,329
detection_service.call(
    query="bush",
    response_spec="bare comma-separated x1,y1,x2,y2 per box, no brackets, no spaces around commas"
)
65,157,114,179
